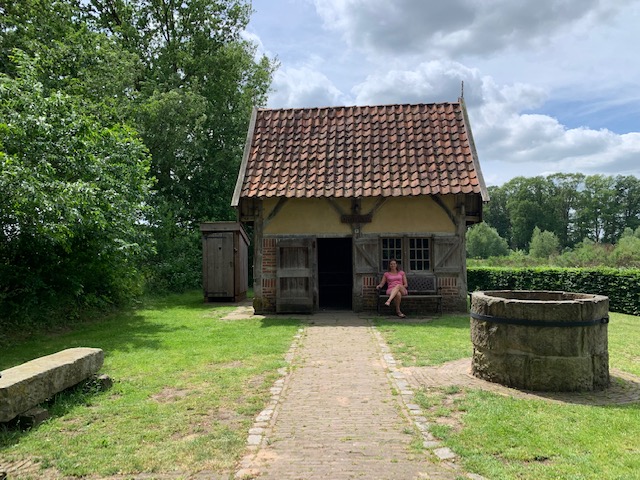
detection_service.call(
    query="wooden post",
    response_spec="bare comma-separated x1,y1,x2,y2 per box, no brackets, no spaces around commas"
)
457,195,469,311
252,201,265,312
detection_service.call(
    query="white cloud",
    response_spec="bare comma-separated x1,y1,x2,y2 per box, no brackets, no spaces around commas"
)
313,0,630,58
352,59,640,182
353,60,482,106
470,88,640,182
268,63,350,108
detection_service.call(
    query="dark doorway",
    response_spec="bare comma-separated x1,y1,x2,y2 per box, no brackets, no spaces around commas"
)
317,237,353,309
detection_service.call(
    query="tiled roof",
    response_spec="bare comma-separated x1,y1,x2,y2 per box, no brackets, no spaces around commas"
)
233,102,487,203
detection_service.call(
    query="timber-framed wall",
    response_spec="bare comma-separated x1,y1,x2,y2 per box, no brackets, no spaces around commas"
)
243,194,474,314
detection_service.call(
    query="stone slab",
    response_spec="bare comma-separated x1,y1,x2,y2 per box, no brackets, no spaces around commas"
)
0,348,104,422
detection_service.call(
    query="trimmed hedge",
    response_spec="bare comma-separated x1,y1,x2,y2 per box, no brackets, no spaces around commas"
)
467,267,640,316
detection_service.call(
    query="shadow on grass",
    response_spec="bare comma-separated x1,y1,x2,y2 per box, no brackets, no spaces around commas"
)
375,315,470,330
259,317,302,328
140,291,219,311
0,290,233,371
0,380,107,450
0,310,191,371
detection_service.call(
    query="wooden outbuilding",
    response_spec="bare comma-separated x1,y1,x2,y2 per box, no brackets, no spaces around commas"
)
231,100,489,314
200,222,249,302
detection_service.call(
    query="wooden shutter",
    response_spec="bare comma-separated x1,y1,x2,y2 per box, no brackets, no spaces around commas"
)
276,237,316,313
432,236,463,274
354,236,379,274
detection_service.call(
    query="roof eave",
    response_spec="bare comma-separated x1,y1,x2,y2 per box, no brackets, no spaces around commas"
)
459,97,490,203
231,106,258,207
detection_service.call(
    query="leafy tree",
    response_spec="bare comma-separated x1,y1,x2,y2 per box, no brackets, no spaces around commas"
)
554,238,611,268
482,185,511,245
88,0,274,225
529,227,560,259
495,176,561,250
87,0,275,290
466,222,510,259
547,173,584,248
0,0,141,118
612,175,640,238
483,173,640,251
574,175,618,243
2,0,275,294
0,54,153,325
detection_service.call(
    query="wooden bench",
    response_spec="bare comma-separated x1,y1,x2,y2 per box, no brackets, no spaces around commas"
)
377,274,442,315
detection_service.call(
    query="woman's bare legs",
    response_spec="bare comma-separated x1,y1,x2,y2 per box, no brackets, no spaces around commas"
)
385,285,402,305
385,285,407,317
393,294,405,317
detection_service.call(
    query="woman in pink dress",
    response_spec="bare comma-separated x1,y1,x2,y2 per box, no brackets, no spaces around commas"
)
376,259,408,318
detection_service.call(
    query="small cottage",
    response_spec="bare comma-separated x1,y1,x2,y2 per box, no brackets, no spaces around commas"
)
231,100,489,314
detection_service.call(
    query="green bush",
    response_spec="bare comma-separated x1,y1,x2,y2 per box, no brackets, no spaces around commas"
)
144,226,201,294
468,267,640,315
466,222,510,259
529,227,560,258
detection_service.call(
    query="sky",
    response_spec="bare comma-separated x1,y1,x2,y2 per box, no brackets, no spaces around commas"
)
242,0,640,186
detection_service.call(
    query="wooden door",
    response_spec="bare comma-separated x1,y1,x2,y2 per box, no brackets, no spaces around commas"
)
432,236,463,274
276,238,316,313
354,236,379,275
204,232,234,297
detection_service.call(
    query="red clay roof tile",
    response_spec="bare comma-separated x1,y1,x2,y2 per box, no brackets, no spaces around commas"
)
234,102,487,201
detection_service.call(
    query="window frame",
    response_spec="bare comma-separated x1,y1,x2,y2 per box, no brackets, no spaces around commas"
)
380,236,433,273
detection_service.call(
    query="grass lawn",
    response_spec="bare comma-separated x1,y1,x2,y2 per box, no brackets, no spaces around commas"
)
376,312,640,480
0,291,300,478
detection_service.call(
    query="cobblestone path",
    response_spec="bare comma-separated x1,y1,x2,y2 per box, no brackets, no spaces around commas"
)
236,313,463,480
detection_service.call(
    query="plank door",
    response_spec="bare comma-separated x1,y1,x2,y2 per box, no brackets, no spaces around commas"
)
204,232,234,297
354,237,379,275
276,238,316,313
432,236,463,274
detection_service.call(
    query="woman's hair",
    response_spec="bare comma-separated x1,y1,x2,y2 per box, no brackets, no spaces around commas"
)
387,258,400,271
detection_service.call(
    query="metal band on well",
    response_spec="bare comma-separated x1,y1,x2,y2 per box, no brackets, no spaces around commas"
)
470,311,609,327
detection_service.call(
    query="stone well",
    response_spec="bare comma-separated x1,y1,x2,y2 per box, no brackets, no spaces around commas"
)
470,290,610,392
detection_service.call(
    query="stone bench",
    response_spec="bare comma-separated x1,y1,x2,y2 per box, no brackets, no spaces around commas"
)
0,347,104,423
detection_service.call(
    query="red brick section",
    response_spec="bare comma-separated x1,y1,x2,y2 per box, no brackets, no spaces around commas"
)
240,103,483,199
262,238,276,272
438,276,458,296
361,275,378,310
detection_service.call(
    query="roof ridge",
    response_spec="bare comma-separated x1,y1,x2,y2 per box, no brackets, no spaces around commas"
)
257,101,461,113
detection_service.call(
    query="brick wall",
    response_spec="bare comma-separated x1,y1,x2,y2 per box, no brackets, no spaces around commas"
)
438,276,458,296
439,276,466,311
263,238,276,274
361,275,378,310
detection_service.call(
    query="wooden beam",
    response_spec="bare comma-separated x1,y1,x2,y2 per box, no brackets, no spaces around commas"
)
366,197,387,216
326,198,346,217
231,107,258,207
432,196,457,227
253,202,264,302
263,198,288,228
